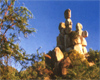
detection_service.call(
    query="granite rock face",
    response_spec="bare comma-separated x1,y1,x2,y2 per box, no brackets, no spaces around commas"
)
60,57,71,76
54,47,64,62
64,9,71,19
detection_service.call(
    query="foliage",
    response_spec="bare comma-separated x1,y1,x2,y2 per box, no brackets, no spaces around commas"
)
0,48,99,79
61,49,99,79
19,54,53,79
88,48,100,63
66,64,99,79
0,65,20,79
0,0,35,69
69,31,79,39
44,49,99,79
68,50,89,67
0,0,37,79
63,52,68,58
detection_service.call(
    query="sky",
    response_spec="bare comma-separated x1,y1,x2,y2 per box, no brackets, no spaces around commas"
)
10,0,99,71
17,0,99,53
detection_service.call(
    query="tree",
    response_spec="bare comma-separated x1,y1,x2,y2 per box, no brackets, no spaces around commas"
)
0,65,20,79
0,0,35,69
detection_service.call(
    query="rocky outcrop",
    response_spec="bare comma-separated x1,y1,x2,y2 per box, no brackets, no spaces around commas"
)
57,9,88,54
45,9,89,76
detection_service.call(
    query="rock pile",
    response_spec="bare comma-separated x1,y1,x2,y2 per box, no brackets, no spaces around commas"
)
45,9,89,76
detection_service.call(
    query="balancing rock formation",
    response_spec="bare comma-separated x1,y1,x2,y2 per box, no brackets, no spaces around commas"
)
57,9,88,54
45,9,88,76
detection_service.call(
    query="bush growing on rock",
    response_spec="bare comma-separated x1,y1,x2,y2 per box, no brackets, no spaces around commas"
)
68,50,88,67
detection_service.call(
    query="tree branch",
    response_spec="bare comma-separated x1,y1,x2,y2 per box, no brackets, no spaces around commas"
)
0,23,15,43
0,2,12,31
5,3,12,16
4,23,15,35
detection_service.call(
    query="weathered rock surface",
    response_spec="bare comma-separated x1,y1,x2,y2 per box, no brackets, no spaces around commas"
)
81,37,87,46
76,23,83,36
64,35,71,49
65,19,72,34
73,44,83,54
64,9,71,19
57,34,64,49
57,22,66,50
82,30,88,38
75,23,88,54
60,57,71,76
59,22,66,30
54,47,64,61
82,47,87,54
54,57,71,76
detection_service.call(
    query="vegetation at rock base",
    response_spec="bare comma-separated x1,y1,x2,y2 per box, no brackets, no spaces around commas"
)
88,48,100,63
44,49,100,79
62,49,99,79
0,49,99,79
0,65,20,79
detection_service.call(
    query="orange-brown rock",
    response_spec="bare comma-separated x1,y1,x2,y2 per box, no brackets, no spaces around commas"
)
57,34,64,50
82,30,88,38
65,19,72,34
64,9,71,19
57,22,66,50
59,22,66,32
60,57,71,76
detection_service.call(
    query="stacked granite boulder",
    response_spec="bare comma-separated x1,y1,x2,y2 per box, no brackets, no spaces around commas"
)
57,9,88,54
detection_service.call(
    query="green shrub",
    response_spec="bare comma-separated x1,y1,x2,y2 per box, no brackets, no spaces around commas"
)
88,48,100,63
68,50,88,66
63,52,68,58
0,65,20,79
